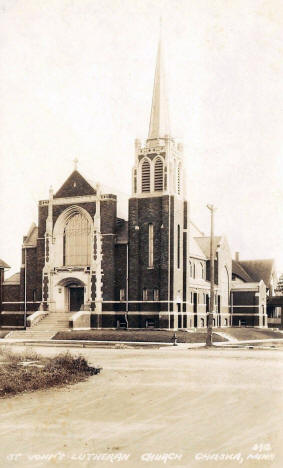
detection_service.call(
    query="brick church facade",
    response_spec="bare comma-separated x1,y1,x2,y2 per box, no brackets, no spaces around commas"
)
0,37,271,330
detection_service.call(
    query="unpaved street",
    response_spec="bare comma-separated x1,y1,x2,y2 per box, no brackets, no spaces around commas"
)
0,345,282,468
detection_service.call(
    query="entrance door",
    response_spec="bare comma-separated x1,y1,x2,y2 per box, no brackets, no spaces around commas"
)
69,287,84,311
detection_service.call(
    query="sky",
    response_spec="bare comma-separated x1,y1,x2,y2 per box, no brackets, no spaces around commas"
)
0,0,282,276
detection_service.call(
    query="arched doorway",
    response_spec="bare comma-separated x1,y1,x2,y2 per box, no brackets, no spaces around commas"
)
56,277,86,312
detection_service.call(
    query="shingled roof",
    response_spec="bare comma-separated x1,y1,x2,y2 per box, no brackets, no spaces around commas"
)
23,223,38,247
238,259,275,289
4,272,20,284
0,259,10,269
194,236,222,259
232,260,254,282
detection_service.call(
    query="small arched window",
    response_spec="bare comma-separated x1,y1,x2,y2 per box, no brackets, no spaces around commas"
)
154,158,163,191
143,288,148,301
153,288,159,301
141,159,151,192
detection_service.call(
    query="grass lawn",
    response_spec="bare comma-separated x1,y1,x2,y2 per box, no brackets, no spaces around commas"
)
0,348,101,398
53,329,227,343
215,327,283,341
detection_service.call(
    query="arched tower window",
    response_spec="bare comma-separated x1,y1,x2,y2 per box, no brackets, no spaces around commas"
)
154,158,163,191
63,213,91,266
141,159,151,192
177,163,181,195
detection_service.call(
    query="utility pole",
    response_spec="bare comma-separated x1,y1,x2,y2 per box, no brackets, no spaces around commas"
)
206,204,216,347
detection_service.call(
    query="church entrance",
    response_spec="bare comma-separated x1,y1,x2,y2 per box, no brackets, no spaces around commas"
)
69,287,84,311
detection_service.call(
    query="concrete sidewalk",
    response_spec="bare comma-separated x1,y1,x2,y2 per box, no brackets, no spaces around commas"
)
2,336,283,350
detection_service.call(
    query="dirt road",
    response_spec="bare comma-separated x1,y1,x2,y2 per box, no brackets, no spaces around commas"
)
0,346,282,468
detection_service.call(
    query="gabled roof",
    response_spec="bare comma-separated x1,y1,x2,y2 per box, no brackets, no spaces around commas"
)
237,259,275,289
54,170,97,198
52,169,129,220
194,236,222,259
4,272,20,284
232,260,254,282
23,223,38,247
190,236,207,259
0,258,10,269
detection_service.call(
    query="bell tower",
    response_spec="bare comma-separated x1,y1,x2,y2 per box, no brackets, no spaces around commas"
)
132,36,185,200
128,30,189,330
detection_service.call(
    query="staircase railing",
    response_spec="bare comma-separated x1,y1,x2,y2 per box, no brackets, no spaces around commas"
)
27,311,48,328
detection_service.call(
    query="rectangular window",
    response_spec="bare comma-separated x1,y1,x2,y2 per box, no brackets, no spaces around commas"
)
148,223,154,268
153,288,159,301
143,289,148,301
177,225,180,269
120,289,125,301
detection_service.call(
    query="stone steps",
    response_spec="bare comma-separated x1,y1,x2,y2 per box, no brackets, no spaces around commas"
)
6,312,73,340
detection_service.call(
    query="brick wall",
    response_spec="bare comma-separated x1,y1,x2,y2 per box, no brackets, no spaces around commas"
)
128,195,172,313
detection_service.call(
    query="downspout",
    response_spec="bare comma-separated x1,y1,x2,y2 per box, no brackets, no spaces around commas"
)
24,247,27,329
125,243,129,329
168,195,171,330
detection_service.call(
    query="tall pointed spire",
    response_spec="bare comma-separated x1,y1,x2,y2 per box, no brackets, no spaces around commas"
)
148,22,171,140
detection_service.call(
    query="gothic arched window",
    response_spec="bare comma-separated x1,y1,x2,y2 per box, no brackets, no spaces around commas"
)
154,158,163,191
141,159,151,192
63,213,91,266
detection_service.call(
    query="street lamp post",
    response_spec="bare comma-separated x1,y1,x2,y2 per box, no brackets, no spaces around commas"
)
206,204,216,347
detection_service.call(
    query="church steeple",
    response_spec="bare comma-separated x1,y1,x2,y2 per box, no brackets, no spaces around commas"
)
148,30,170,140
132,27,185,199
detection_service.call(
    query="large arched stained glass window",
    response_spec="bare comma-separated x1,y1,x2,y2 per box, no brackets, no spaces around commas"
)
63,213,91,266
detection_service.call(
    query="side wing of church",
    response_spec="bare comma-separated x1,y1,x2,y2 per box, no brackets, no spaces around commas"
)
0,35,271,331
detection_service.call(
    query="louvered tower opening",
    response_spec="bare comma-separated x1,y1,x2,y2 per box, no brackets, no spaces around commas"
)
154,158,164,191
141,160,151,192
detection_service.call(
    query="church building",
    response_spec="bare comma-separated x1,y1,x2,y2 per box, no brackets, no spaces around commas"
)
0,36,270,332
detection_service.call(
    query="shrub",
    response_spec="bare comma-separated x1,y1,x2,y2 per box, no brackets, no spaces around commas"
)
0,350,101,398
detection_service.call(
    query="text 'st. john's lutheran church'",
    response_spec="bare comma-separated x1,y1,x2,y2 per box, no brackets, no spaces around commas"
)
1,35,272,331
